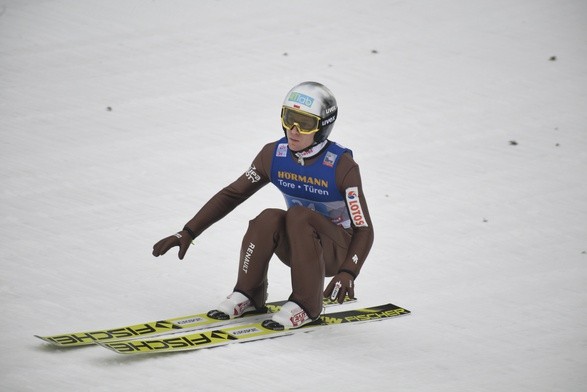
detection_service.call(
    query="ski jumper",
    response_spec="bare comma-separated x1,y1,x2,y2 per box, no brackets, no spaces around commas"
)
182,138,374,318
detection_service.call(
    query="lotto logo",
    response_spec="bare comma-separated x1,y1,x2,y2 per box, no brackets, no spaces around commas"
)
276,143,288,157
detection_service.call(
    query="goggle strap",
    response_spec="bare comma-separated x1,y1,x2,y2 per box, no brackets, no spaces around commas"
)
319,108,337,129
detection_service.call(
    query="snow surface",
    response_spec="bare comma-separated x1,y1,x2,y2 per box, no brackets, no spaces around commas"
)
1,0,586,391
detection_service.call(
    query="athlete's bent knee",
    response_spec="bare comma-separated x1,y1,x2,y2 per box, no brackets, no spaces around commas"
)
249,208,286,230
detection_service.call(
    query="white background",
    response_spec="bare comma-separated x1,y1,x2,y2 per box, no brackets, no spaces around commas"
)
1,1,586,391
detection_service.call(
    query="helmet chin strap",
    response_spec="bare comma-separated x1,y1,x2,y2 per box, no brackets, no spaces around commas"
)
290,140,329,166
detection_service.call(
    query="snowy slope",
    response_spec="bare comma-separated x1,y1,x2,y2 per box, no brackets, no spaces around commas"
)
1,0,586,391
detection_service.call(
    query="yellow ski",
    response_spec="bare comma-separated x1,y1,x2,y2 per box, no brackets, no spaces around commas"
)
99,303,410,355
35,297,355,347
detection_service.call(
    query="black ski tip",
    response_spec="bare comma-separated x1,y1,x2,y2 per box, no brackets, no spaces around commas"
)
261,319,285,331
207,310,230,320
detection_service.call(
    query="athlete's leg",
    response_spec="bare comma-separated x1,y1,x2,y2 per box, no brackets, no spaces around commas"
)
284,206,352,318
233,208,286,308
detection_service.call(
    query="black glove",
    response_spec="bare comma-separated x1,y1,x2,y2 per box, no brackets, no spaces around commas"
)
152,230,193,260
324,271,355,304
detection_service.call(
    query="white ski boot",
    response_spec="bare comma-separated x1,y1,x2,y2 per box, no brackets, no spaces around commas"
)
207,292,259,320
263,301,317,330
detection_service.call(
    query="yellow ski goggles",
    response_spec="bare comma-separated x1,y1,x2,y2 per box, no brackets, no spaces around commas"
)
281,107,321,134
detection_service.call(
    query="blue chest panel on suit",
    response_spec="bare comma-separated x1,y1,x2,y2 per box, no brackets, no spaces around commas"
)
270,137,352,228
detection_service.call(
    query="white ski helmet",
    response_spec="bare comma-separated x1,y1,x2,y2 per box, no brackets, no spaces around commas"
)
281,81,338,143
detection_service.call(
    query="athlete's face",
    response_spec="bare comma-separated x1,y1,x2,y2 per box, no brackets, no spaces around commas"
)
286,125,315,152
